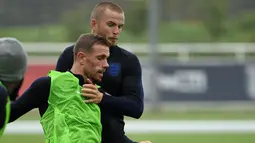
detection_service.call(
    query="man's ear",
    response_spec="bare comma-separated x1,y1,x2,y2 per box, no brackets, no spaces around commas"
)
91,19,97,31
77,52,87,65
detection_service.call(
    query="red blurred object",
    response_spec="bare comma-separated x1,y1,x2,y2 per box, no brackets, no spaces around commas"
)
19,64,55,95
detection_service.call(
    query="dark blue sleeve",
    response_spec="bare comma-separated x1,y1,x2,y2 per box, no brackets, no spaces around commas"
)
100,54,144,119
0,87,8,129
55,45,74,72
9,77,50,122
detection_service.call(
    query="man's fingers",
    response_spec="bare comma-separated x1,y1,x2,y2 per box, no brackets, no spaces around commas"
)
81,93,97,98
140,141,152,143
83,84,97,90
84,99,97,103
81,88,97,94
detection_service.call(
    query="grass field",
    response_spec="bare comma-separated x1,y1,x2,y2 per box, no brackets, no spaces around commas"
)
2,110,255,143
1,133,255,143
16,110,255,121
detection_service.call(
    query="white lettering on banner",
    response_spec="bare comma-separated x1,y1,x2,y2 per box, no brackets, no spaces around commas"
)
157,70,208,94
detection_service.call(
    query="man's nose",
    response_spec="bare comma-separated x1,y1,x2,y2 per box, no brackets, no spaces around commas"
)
113,26,120,35
103,60,109,68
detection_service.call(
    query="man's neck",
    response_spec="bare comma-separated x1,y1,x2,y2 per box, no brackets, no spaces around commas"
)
70,64,87,82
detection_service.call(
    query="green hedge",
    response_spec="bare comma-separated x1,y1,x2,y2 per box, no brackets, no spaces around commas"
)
1,16,255,43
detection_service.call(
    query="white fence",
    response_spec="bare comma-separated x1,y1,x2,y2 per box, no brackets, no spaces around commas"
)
4,120,255,135
23,43,255,61
23,42,255,53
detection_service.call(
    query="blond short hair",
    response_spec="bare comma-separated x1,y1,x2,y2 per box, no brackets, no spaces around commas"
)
90,2,124,21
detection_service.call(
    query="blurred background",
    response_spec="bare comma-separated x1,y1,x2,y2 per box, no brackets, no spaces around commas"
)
1,0,255,143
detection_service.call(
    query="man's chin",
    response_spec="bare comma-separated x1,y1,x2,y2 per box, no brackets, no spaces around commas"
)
97,77,103,82
112,41,118,45
108,39,118,46
92,77,102,83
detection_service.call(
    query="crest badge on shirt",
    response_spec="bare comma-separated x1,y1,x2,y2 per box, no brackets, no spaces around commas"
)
108,63,121,76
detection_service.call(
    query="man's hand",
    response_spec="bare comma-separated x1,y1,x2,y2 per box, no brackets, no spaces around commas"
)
139,141,152,143
81,79,103,104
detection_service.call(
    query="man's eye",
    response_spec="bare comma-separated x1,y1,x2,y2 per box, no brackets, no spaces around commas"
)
107,23,115,27
97,57,103,60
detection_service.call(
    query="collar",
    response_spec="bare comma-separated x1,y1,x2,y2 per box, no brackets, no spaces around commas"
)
110,45,118,54
68,71,85,86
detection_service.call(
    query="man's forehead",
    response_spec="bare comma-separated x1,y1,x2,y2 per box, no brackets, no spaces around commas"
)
94,50,110,58
102,9,125,23
92,44,109,53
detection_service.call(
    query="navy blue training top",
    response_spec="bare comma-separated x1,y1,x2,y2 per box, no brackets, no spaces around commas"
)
9,45,144,143
55,45,144,143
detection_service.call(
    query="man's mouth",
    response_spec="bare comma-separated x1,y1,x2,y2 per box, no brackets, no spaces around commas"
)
97,70,105,75
109,37,118,41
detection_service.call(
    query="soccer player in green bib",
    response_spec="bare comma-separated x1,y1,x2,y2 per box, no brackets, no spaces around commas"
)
9,34,110,143
0,38,27,137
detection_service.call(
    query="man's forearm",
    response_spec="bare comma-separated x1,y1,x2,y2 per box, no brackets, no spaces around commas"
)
100,94,143,119
9,96,35,122
9,77,50,122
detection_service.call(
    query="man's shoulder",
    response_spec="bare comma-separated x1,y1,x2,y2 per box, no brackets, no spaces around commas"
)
31,76,51,87
114,46,142,71
63,44,75,53
115,45,139,60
